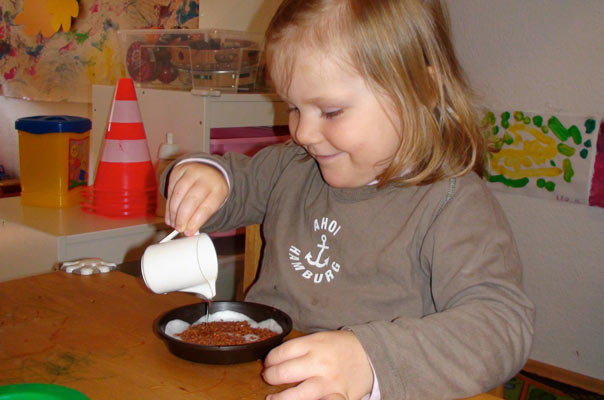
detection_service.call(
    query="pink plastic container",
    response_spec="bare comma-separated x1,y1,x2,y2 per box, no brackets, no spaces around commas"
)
209,126,289,237
210,126,290,156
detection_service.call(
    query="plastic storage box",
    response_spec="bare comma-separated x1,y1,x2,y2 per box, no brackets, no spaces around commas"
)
15,115,91,207
208,125,289,238
118,29,263,93
210,126,290,156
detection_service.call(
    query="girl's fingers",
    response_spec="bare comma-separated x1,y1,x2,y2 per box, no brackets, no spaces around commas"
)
266,377,340,400
167,187,189,231
264,336,311,368
185,203,215,236
165,168,188,227
264,332,373,400
262,353,313,386
321,394,346,400
173,187,209,233
167,169,208,232
165,163,229,233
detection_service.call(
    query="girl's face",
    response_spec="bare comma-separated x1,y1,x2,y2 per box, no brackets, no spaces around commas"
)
274,49,401,188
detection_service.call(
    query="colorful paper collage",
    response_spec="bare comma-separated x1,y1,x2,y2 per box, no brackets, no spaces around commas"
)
482,110,603,208
0,0,199,102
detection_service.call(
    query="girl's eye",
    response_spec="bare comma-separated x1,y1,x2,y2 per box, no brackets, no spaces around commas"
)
322,109,343,119
287,105,299,114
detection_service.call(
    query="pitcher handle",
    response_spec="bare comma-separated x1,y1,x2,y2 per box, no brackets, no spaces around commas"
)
159,229,200,244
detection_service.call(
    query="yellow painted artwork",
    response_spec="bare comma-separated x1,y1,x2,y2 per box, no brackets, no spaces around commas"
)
482,110,599,205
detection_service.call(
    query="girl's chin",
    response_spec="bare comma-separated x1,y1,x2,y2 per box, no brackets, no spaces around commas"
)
316,162,376,188
320,172,369,188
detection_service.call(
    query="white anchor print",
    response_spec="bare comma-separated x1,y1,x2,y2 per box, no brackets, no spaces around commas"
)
304,234,330,269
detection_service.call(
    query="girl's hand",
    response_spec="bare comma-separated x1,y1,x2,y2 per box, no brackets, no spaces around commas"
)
165,163,229,236
262,330,373,400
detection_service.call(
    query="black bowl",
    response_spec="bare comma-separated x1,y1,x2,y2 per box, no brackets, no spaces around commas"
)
155,301,293,364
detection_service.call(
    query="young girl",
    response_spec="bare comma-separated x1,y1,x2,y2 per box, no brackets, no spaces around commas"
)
163,0,535,398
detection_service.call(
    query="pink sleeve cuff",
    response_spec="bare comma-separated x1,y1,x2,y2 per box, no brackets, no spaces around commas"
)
361,358,381,400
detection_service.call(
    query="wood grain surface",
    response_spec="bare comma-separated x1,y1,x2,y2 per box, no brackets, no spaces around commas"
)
0,271,285,399
0,271,501,399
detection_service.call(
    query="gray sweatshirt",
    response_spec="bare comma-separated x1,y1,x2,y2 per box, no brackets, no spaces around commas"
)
168,142,535,399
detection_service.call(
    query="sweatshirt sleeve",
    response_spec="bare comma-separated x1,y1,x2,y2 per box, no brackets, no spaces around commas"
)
161,142,305,233
347,178,535,399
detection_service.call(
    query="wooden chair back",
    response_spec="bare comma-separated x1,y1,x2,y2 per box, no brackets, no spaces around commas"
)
239,224,262,300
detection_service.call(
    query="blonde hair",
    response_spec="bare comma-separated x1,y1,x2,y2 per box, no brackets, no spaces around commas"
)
265,0,486,186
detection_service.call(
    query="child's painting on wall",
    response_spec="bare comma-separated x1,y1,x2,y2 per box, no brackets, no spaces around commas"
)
0,0,199,102
482,110,603,208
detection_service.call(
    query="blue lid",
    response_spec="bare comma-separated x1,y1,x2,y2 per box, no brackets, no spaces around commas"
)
15,115,92,134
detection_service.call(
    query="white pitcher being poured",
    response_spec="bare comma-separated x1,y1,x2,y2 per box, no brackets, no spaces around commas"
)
141,230,218,299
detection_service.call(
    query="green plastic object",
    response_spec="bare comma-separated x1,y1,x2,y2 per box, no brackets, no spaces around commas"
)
0,384,90,400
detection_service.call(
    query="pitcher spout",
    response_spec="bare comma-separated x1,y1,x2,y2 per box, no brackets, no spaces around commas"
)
179,282,216,299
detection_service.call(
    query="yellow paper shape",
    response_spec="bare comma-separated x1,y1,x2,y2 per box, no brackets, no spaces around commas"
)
46,0,79,33
14,0,56,38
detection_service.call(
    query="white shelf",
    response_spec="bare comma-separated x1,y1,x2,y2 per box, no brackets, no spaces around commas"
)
0,196,164,237
0,196,170,282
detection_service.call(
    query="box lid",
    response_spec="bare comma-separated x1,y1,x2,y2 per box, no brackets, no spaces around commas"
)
15,115,92,134
210,125,289,139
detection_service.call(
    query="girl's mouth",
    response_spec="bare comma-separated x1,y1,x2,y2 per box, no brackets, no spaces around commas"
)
311,152,342,163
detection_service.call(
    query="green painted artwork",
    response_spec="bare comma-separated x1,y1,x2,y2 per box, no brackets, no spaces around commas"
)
481,110,598,204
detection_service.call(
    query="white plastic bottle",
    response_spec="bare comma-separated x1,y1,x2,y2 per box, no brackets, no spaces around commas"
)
156,132,180,217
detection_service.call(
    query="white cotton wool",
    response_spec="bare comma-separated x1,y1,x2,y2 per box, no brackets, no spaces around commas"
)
165,310,283,340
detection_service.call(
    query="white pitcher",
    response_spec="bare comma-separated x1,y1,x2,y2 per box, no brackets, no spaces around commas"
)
141,230,218,299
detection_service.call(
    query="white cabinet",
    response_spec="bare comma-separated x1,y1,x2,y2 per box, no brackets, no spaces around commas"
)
1,88,287,293
0,196,169,282
90,85,289,184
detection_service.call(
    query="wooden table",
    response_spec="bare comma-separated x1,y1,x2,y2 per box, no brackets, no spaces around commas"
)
0,271,501,399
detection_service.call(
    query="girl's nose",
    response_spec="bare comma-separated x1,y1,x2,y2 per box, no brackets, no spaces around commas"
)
291,114,321,145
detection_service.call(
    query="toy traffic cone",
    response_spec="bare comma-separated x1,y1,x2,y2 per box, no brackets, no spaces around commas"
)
81,78,157,218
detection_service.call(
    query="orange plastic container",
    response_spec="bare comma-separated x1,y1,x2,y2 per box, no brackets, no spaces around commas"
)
16,116,91,207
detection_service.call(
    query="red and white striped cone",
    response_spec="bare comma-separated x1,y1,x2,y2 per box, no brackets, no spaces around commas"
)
82,78,157,218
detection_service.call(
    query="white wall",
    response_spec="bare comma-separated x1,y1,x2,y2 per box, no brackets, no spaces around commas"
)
446,0,604,381
198,0,282,34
